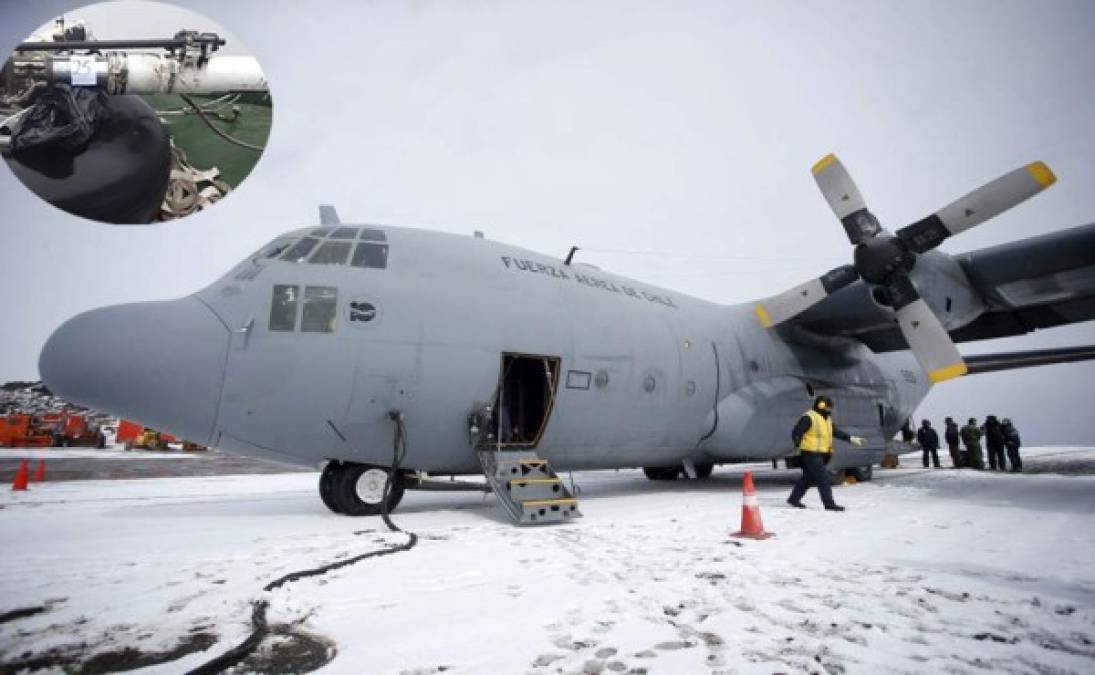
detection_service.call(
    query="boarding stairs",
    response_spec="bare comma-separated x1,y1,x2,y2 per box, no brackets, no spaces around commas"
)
478,449,582,525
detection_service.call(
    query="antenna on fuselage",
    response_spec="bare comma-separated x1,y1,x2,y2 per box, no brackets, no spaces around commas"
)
564,246,579,265
318,204,340,225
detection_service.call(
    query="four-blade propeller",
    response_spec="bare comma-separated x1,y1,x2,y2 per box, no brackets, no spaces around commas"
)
755,155,1056,384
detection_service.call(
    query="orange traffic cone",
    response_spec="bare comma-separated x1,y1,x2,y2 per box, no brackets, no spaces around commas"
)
32,460,45,483
11,459,29,491
732,471,774,539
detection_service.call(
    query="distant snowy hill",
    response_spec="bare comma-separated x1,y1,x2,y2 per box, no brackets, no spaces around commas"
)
0,380,90,416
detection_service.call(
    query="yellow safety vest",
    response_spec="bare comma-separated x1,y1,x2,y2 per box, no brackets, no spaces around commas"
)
798,409,834,453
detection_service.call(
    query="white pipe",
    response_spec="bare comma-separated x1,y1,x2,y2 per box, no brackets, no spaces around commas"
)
48,53,268,94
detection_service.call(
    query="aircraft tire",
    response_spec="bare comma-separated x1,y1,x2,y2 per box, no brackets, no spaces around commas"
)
643,466,681,481
334,463,405,516
852,465,873,482
694,462,714,479
319,461,343,513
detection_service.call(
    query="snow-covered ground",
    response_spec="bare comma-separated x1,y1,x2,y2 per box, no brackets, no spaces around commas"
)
2,447,1094,674
0,446,200,461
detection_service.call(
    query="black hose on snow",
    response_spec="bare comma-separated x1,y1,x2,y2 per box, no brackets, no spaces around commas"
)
186,413,418,674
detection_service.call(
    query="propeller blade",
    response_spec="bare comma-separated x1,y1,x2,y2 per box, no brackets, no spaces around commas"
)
812,153,882,244
755,265,858,327
887,276,967,383
897,161,1056,253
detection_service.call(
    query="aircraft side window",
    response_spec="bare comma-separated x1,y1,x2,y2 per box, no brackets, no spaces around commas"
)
281,237,320,262
301,286,338,333
359,228,387,242
269,285,299,332
351,242,389,269
309,241,353,266
330,226,359,239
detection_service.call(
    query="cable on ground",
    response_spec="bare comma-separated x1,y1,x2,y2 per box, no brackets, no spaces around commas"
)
186,413,417,674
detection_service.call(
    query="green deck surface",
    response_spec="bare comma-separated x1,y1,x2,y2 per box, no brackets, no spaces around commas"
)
142,93,272,188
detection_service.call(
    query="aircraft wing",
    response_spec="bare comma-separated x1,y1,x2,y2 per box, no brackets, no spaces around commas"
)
790,222,1095,352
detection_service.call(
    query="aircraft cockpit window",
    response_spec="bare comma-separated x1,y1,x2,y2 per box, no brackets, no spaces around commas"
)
310,227,334,237
351,242,389,269
281,237,320,263
301,286,338,333
269,285,299,332
256,237,295,260
360,228,387,242
309,241,352,266
329,227,359,239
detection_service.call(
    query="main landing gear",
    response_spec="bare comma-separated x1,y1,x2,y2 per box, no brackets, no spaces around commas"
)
319,461,405,516
642,462,714,480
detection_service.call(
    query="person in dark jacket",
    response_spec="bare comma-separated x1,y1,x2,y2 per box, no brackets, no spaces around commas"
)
944,417,962,468
961,417,984,470
787,395,865,512
916,419,941,468
985,415,1006,471
1002,418,1022,472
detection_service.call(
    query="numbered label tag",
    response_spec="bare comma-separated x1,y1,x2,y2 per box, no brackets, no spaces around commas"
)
69,55,98,86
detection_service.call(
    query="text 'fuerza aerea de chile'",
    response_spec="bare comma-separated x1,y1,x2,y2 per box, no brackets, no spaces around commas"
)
500,256,678,309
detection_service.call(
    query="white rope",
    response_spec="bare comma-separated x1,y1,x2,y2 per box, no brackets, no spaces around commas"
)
159,140,230,219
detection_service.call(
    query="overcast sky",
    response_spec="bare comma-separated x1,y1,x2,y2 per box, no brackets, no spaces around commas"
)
2,0,1093,444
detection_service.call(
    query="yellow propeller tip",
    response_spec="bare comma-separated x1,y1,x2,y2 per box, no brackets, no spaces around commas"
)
1027,161,1056,189
754,304,774,328
811,153,838,175
928,362,968,384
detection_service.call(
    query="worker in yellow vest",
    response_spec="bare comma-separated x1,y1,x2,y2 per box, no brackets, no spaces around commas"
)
787,396,866,512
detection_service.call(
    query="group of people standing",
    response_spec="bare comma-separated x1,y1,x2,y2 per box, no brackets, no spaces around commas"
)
916,416,1023,471
784,396,1028,513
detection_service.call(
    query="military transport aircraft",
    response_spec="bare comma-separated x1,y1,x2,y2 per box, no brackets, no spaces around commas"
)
39,155,1095,523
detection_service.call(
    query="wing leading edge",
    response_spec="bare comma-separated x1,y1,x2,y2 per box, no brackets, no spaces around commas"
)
788,222,1095,352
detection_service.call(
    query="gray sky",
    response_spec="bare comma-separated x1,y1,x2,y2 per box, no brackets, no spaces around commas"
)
1,0,1093,444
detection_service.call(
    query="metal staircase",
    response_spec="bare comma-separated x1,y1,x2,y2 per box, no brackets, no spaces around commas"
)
478,449,582,525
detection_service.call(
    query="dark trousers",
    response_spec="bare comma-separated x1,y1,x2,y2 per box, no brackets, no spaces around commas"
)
965,445,984,470
922,447,940,468
788,451,837,508
987,444,1006,471
947,442,962,468
1006,444,1022,472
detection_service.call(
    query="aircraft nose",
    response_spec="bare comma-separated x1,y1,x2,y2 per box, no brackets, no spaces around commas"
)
39,297,230,446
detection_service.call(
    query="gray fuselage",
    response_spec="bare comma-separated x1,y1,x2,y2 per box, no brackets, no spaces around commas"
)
40,223,931,473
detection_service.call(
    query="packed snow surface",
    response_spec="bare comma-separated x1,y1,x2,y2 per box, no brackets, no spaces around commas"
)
2,447,1094,674
0,446,200,461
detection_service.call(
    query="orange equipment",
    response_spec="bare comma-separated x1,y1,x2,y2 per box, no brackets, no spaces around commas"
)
115,419,143,444
32,459,45,482
732,471,775,540
118,419,206,451
0,415,55,448
59,415,106,448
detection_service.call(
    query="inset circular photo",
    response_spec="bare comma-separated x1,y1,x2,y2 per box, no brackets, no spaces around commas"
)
0,1,271,224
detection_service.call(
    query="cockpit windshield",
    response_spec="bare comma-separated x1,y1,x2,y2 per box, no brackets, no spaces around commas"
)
271,226,389,269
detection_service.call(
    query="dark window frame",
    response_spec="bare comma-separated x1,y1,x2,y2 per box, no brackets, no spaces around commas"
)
309,240,353,266
269,284,300,332
301,285,338,334
351,242,389,269
330,226,359,239
566,370,592,390
281,237,320,263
